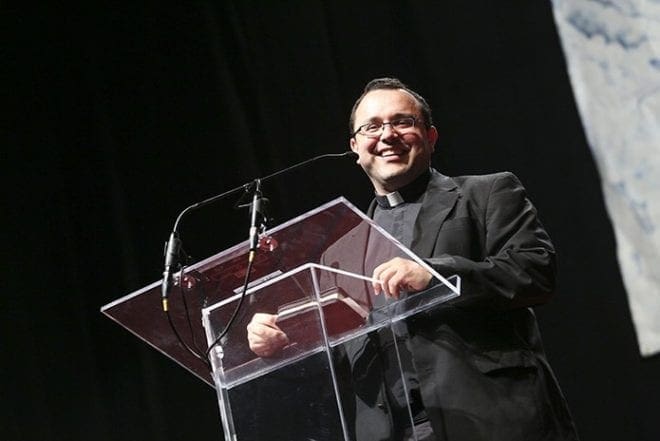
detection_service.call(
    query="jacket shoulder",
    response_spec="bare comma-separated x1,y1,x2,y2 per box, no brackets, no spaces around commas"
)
450,171,521,189
430,172,528,214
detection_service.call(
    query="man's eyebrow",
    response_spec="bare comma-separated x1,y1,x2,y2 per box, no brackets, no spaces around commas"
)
390,112,416,119
359,112,415,124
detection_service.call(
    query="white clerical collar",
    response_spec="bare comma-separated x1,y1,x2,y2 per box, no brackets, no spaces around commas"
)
374,169,431,209
385,191,405,207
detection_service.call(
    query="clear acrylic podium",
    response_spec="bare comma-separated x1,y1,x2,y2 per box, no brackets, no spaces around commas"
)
102,197,460,441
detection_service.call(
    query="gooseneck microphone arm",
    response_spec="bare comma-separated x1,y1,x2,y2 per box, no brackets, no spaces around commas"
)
160,150,357,312
160,182,252,312
258,150,356,183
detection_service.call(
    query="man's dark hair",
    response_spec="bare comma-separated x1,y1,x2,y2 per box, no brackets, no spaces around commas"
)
349,77,433,136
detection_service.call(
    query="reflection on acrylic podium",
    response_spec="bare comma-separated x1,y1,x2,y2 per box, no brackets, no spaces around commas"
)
102,197,460,441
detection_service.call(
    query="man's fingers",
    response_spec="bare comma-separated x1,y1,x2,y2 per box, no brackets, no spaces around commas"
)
387,272,404,299
374,265,398,298
247,313,289,357
372,257,432,299
251,312,278,326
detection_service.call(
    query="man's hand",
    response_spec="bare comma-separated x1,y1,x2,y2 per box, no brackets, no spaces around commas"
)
247,313,289,357
372,257,433,299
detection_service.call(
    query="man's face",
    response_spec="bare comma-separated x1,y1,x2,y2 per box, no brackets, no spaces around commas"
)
350,89,438,194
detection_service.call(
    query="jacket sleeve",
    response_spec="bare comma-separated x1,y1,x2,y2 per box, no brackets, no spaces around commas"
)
425,172,556,310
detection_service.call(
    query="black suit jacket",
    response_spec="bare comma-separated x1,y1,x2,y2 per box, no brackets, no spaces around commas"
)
363,169,578,441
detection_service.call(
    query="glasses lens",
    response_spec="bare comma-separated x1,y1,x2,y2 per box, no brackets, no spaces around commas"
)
362,123,380,135
393,117,415,129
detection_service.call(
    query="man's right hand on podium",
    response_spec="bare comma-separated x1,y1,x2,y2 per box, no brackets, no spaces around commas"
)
247,313,290,357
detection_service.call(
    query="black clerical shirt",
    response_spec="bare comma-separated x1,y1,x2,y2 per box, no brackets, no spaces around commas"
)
372,169,431,246
370,169,431,427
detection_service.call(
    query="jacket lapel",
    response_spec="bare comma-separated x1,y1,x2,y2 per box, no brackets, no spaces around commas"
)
365,170,459,259
410,170,459,258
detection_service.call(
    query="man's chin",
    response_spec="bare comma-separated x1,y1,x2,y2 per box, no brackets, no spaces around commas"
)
378,163,409,178
376,170,415,192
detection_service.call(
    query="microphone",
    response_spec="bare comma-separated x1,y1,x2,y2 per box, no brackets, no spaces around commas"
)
159,150,356,311
161,231,181,311
248,179,262,253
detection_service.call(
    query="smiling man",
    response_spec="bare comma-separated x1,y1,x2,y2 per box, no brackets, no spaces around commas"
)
348,81,440,300
350,87,438,195
345,78,579,440
247,78,579,440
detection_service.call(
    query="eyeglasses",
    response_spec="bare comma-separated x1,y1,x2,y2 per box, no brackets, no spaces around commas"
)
352,116,418,138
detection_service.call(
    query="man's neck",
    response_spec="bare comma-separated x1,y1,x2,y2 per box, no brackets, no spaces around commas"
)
373,169,431,208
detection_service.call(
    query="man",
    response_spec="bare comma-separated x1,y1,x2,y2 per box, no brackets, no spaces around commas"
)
248,78,579,440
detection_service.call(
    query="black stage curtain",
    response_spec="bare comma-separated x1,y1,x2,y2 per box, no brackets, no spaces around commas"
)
5,2,659,441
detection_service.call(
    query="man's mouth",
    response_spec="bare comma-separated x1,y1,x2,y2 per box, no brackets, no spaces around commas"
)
379,149,408,159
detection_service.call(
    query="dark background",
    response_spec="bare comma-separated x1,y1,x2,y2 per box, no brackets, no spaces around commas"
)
5,2,659,441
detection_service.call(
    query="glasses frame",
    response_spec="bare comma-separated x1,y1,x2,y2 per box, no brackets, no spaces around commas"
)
352,116,419,139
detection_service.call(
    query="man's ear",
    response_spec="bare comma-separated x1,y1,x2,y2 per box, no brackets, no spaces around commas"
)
349,138,359,162
427,126,439,152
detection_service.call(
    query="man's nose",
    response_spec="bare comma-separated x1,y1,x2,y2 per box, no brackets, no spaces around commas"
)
379,123,399,141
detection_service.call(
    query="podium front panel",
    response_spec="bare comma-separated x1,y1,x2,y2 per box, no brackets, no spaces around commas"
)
203,265,459,441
